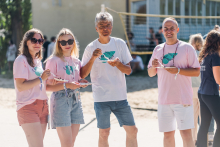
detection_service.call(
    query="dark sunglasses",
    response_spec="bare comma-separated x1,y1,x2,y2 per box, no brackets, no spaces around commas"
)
30,38,44,45
59,39,74,46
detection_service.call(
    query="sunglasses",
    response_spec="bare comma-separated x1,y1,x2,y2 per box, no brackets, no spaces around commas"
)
59,39,74,46
30,38,44,45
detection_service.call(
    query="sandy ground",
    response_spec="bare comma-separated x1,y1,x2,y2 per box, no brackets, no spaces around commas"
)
0,76,159,119
0,76,190,147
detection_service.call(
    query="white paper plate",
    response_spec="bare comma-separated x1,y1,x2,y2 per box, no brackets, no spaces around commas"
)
54,78,69,82
79,82,92,86
156,67,177,69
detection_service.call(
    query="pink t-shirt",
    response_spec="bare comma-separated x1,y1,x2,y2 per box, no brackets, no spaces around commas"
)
46,56,81,83
148,41,200,105
13,55,48,111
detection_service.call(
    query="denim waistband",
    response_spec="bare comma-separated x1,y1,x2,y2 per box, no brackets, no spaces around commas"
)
54,88,79,98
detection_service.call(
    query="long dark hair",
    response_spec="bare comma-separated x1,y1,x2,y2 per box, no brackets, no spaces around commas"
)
199,30,220,63
18,28,44,67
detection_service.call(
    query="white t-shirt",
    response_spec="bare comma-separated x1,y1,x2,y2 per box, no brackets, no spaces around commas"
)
7,44,16,61
47,42,55,58
132,56,144,70
82,37,132,102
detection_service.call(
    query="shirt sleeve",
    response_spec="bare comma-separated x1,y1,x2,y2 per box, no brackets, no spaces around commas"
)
45,58,57,80
187,45,200,68
81,46,92,67
212,53,220,67
13,56,29,80
120,40,133,64
147,47,158,68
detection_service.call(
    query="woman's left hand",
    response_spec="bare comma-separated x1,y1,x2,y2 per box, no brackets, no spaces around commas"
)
79,79,89,88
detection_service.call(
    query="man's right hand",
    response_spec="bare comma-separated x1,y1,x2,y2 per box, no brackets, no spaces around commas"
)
92,48,102,59
152,59,160,68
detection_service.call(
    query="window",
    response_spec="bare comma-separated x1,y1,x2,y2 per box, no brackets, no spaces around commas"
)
175,0,180,15
168,0,173,15
191,0,196,25
206,1,210,25
175,0,181,23
132,1,146,25
160,0,166,22
197,0,202,24
211,2,216,25
185,0,190,24
217,3,220,24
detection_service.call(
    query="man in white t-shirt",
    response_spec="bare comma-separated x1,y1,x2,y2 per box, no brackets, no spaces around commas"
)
131,54,144,73
148,17,200,147
81,12,138,147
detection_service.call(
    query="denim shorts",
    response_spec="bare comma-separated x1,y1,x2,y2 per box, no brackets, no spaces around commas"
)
94,100,135,129
51,89,84,129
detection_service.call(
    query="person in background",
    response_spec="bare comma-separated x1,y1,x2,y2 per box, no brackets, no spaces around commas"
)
47,36,56,57
145,27,156,66
126,32,136,51
203,25,220,40
130,54,144,74
189,33,204,145
6,40,17,71
146,27,156,51
155,26,163,45
42,35,50,65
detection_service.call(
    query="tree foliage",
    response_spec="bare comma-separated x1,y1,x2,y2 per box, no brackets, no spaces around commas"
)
0,0,32,70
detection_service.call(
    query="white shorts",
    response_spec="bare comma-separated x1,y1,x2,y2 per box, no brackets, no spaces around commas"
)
158,104,194,132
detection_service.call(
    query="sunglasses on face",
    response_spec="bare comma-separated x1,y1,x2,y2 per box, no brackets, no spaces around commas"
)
30,38,44,45
59,39,74,46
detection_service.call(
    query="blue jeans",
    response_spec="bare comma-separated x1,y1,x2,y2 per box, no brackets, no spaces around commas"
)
94,100,135,129
51,89,84,129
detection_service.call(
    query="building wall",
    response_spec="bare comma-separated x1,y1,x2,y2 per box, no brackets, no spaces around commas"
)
32,0,126,58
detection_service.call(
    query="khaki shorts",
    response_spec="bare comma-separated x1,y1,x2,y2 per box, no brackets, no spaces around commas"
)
17,99,48,126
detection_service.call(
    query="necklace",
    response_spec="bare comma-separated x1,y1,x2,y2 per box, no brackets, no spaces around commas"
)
63,56,78,80
162,40,179,66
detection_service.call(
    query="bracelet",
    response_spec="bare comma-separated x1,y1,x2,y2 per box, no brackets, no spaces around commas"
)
63,83,68,96
39,77,43,91
175,68,180,80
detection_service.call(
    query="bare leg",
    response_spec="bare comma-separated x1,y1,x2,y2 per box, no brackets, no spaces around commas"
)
56,126,73,147
99,128,110,147
180,129,195,147
71,124,80,147
123,125,138,147
21,122,45,147
164,131,175,147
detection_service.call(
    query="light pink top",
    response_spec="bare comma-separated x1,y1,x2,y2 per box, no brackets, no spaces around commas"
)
46,56,81,82
148,41,200,105
13,55,48,111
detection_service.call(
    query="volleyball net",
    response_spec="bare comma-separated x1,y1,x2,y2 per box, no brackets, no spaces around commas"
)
105,6,220,55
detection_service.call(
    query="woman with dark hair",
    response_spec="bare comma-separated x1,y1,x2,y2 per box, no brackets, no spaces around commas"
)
197,30,220,147
13,28,51,147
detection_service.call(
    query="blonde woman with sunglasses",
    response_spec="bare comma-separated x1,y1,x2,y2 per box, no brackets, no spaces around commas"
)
45,28,88,147
13,28,51,147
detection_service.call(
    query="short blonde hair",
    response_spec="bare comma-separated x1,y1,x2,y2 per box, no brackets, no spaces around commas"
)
46,28,79,62
189,33,204,51
162,17,178,27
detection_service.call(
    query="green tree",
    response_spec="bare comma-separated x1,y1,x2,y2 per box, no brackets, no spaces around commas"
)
0,0,31,71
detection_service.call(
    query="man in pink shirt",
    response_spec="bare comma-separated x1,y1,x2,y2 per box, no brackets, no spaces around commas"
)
148,17,200,147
